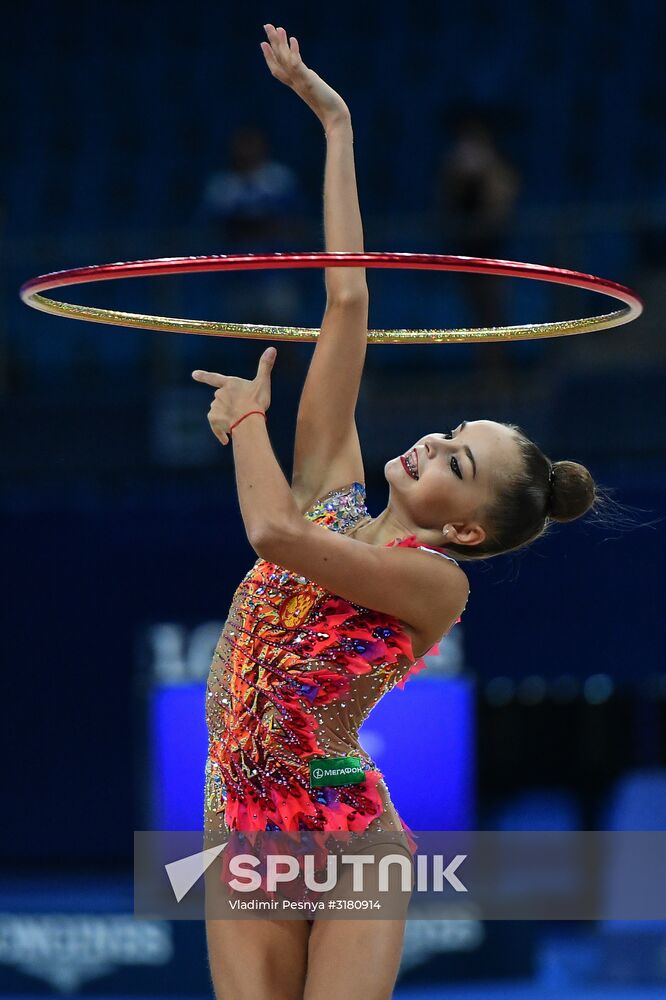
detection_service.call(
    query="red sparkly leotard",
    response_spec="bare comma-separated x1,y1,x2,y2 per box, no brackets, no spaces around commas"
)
204,481,466,852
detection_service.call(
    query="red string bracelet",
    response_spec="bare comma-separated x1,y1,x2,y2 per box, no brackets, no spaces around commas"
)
229,410,267,435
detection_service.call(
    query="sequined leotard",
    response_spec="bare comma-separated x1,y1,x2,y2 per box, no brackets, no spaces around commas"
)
204,481,465,851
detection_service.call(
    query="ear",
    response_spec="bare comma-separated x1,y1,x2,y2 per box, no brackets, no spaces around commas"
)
443,521,486,548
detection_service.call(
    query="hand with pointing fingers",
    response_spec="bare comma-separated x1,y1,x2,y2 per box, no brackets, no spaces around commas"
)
192,347,276,446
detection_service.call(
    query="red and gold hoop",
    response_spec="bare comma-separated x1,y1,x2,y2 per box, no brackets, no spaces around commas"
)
19,252,643,344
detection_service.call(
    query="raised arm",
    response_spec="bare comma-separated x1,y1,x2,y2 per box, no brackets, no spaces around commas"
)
261,24,369,510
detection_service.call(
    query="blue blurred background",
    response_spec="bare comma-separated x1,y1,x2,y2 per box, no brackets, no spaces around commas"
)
2,0,665,996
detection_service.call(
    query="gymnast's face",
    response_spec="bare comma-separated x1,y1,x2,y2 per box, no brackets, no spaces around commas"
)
386,419,523,548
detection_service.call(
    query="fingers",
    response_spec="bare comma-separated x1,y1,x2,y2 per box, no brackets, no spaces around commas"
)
261,23,301,71
192,370,226,388
261,24,283,75
260,40,279,72
264,23,288,53
255,346,276,379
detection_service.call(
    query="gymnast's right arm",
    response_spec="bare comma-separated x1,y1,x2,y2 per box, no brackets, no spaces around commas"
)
260,24,369,510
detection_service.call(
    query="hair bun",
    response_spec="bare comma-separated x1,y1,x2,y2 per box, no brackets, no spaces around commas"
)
548,460,596,522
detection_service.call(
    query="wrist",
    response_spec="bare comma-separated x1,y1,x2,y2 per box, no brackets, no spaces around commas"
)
323,113,352,138
229,409,267,435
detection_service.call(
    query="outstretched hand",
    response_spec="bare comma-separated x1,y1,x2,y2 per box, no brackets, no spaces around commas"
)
260,23,350,129
192,347,277,446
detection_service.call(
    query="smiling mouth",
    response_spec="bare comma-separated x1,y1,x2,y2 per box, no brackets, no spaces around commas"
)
401,448,419,480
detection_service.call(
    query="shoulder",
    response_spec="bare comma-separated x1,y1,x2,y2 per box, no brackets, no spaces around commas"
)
255,518,469,638
390,538,469,609
410,545,470,614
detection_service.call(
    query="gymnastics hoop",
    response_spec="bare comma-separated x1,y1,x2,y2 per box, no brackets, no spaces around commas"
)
19,252,643,344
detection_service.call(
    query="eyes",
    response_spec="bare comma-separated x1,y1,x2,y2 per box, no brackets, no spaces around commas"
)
440,429,462,479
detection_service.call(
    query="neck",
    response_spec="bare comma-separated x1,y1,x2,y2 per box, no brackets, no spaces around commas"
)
349,508,435,548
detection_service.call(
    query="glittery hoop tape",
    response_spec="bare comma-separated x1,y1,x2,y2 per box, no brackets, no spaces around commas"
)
19,252,643,344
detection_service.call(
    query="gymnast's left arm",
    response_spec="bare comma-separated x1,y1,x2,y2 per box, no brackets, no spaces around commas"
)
217,409,470,638
228,413,305,548
192,351,303,545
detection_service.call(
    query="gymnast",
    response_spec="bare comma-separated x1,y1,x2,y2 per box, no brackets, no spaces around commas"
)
196,23,596,1000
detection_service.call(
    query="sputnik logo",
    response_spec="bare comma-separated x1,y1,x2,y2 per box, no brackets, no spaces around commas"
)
164,841,229,901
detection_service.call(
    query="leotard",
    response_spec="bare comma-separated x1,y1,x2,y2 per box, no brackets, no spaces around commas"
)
204,481,466,854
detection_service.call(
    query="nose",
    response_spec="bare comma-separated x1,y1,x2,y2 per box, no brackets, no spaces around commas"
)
424,437,453,461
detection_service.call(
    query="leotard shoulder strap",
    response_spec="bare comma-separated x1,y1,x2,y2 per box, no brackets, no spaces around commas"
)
415,545,460,566
387,534,460,567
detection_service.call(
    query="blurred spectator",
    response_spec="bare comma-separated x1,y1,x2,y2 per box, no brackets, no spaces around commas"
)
202,124,303,247
436,110,522,385
200,125,306,326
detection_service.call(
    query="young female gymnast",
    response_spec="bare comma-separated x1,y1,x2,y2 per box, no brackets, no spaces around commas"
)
195,23,596,1000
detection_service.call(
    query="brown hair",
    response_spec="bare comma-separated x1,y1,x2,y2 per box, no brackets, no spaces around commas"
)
444,424,597,560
